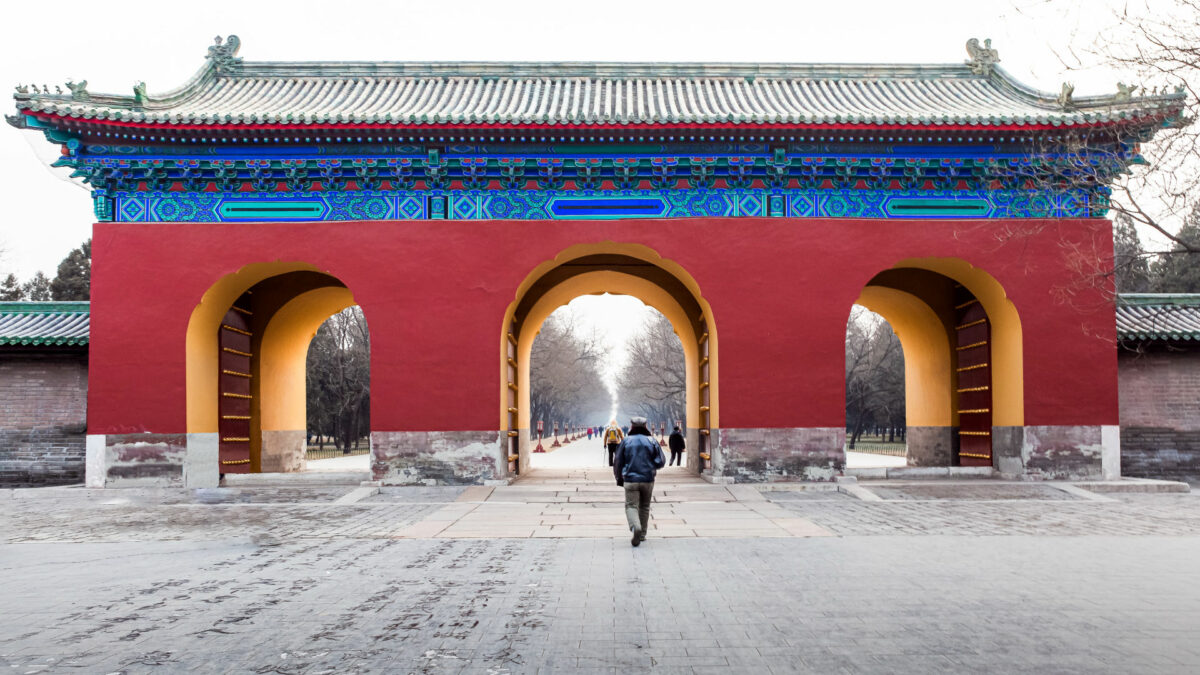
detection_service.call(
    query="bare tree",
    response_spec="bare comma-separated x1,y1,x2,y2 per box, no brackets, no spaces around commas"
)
529,310,610,431
845,307,905,449
615,311,686,427
306,306,371,452
1021,1,1198,252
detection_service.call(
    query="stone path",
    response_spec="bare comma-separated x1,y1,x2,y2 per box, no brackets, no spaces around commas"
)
391,467,834,539
4,476,1200,673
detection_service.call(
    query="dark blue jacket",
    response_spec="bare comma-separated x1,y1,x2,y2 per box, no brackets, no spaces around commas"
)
614,432,666,484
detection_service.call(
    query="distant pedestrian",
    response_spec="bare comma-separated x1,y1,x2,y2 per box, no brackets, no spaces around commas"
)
613,416,666,547
587,427,593,441
602,421,624,466
668,426,685,466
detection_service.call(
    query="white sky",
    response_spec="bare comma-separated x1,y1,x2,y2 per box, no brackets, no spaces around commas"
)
0,0,1176,280
547,294,654,414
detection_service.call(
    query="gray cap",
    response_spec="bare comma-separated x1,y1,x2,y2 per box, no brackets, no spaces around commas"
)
630,416,648,427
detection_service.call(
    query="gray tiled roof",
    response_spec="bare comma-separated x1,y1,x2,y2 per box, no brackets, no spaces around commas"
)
1117,294,1200,342
0,302,89,346
10,37,1186,128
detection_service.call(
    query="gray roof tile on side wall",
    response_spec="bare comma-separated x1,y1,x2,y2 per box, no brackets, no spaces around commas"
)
1117,294,1200,342
0,302,90,346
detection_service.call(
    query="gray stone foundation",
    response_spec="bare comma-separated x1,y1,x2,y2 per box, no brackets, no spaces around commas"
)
1121,427,1200,482
713,427,844,482
0,424,87,486
905,426,954,466
261,430,306,473
1018,425,1107,480
993,426,1024,476
371,430,503,485
86,433,188,488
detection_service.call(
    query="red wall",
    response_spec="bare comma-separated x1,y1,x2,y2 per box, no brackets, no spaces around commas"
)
89,217,1118,434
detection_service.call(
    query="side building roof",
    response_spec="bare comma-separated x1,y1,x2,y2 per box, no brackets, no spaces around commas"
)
0,302,90,347
8,36,1186,131
1117,294,1200,343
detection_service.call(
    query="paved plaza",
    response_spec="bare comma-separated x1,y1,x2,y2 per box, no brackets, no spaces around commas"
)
3,442,1200,674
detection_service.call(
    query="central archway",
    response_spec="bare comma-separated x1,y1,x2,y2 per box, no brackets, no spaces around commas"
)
501,244,717,477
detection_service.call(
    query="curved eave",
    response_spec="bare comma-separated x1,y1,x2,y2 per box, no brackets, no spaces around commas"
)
17,110,1184,135
1118,332,1199,342
0,337,89,347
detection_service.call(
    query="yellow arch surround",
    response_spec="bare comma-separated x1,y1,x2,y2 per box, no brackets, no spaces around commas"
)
186,262,323,433
259,286,358,432
854,287,953,427
501,243,718,434
893,257,1025,427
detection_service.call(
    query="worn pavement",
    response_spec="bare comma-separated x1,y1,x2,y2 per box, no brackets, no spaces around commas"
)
3,468,1200,674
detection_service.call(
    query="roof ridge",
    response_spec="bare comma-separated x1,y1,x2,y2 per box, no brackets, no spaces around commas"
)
1117,293,1200,305
0,301,90,313
9,36,1188,130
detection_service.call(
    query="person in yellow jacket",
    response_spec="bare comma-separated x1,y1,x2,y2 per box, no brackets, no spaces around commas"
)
602,421,625,467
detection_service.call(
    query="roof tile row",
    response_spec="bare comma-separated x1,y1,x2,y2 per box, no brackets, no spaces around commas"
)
0,302,90,346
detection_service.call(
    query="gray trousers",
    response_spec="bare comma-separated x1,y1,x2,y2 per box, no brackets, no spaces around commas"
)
624,481,654,534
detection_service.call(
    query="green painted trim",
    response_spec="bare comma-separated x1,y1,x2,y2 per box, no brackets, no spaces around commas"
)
0,301,90,313
0,336,89,346
1117,293,1200,306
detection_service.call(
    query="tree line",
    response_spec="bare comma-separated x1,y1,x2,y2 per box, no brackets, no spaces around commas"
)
615,312,685,428
1114,209,1200,293
845,307,905,449
305,306,371,453
0,239,91,301
528,311,611,432
529,309,687,434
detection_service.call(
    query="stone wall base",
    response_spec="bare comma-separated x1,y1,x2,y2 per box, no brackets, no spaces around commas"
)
371,430,503,485
962,425,1117,480
0,424,87,487
905,426,954,466
711,425,1116,483
1121,426,1200,482
713,427,844,482
261,430,306,473
85,433,188,488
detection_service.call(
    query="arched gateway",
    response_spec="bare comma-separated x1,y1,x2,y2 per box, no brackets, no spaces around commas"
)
9,36,1183,487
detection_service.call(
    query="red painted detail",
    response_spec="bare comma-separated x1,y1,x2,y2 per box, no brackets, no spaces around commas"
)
88,217,1118,435
29,111,1175,134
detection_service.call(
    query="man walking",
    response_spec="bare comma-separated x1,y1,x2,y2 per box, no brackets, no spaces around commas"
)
613,416,666,547
602,421,624,467
668,425,685,466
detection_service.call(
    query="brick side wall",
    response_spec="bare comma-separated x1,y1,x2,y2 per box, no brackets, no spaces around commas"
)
1119,346,1200,481
0,350,88,486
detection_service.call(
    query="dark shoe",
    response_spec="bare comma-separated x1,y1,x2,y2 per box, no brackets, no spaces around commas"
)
631,527,641,547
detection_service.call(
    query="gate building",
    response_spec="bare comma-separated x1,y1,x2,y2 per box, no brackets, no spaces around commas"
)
7,36,1185,486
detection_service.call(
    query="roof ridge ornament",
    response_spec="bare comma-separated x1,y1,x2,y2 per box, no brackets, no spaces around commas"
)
1114,82,1138,103
67,80,89,102
965,38,1000,76
1057,82,1075,110
207,35,243,75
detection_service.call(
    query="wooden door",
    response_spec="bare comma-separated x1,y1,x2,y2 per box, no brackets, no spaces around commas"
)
698,316,712,471
506,322,520,475
218,294,254,473
954,289,992,466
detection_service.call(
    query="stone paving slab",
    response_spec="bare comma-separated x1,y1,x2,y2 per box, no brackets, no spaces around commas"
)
865,482,1083,501
3,536,1200,673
